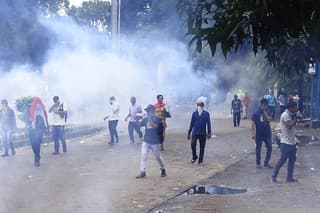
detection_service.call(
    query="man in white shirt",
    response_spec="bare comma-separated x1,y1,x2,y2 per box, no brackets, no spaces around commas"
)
49,96,67,155
125,96,143,144
271,100,298,183
104,96,120,144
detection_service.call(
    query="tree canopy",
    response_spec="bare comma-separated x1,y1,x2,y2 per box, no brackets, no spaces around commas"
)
177,0,320,74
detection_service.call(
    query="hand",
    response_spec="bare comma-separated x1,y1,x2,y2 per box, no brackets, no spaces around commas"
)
125,118,127,122
187,134,191,140
207,134,211,139
103,116,108,121
151,123,158,128
251,132,256,140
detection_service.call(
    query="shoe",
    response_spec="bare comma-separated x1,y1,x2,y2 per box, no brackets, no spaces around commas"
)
136,172,146,179
264,164,273,169
1,154,9,157
11,150,16,156
191,157,198,163
34,162,40,167
286,178,298,183
160,144,164,151
199,162,204,166
129,141,134,144
270,177,278,183
161,169,167,177
108,141,114,144
256,164,262,169
63,150,67,153
51,152,60,155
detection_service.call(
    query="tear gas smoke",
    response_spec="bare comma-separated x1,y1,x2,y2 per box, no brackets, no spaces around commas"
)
0,15,267,129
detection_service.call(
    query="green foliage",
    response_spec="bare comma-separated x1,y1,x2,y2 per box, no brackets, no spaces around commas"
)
16,96,33,125
38,0,70,16
177,0,320,74
68,0,111,31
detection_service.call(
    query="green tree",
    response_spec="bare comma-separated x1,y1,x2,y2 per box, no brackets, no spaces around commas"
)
38,0,70,16
68,0,111,32
177,0,320,73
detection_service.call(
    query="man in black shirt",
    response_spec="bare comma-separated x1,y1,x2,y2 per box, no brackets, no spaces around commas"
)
231,94,242,127
251,98,273,169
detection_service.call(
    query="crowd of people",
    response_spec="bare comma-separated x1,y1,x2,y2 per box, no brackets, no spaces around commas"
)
0,90,301,182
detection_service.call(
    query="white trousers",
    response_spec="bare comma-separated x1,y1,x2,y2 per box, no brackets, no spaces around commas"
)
140,142,165,172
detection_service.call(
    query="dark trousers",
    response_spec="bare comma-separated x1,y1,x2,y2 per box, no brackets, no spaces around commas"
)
280,105,286,116
128,121,143,143
272,143,297,180
233,112,241,127
30,129,43,163
108,120,119,142
191,134,206,163
268,106,276,120
52,125,66,153
255,137,272,165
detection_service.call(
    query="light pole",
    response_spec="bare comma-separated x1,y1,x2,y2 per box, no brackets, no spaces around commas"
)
111,0,121,44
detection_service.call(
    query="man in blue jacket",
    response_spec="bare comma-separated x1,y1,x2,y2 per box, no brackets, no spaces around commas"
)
188,101,212,165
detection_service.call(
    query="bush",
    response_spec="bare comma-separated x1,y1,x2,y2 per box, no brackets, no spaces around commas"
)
15,96,33,125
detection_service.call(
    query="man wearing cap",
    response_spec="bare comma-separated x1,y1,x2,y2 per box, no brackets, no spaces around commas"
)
0,99,17,157
188,101,212,165
136,104,166,178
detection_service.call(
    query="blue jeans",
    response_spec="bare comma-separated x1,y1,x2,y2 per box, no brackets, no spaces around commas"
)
233,112,241,126
108,120,119,142
52,125,66,153
255,137,272,165
128,121,143,143
140,142,165,172
1,129,14,155
272,143,297,180
268,106,276,120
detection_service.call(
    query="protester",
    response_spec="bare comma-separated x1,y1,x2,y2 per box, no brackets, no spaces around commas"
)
264,89,276,120
188,101,212,165
125,96,143,144
278,90,287,116
242,92,250,119
231,94,242,127
136,104,166,178
49,96,67,154
271,100,299,183
104,96,120,144
0,99,17,157
154,94,170,150
28,97,49,167
251,98,273,169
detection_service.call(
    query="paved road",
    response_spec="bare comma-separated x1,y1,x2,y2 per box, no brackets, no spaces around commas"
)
4,117,317,213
